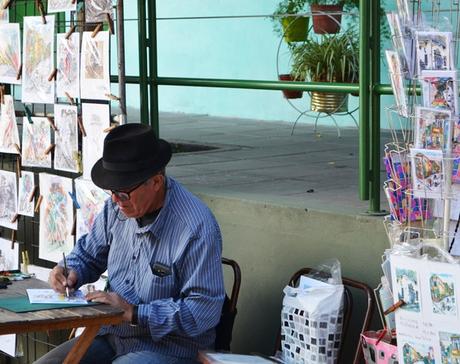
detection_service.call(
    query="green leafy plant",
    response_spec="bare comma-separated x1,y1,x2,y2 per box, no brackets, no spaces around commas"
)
272,0,308,38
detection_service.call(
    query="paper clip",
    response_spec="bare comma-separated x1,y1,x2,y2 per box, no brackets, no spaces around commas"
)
64,92,75,105
77,116,87,137
24,105,33,123
68,191,80,209
91,23,103,38
34,195,43,212
16,64,22,81
106,13,114,34
29,186,37,202
65,25,76,40
47,116,58,131
48,68,58,82
44,144,55,155
384,299,405,315
103,125,117,133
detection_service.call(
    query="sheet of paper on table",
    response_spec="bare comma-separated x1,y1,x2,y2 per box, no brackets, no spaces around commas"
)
27,289,88,304
204,353,277,363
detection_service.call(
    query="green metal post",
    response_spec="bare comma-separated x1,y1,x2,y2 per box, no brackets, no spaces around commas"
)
137,0,149,125
147,0,159,135
359,0,370,200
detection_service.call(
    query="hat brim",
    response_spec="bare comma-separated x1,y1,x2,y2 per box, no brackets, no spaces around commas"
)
90,138,172,191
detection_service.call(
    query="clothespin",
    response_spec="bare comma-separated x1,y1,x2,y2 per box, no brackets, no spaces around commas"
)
15,157,21,178
64,92,75,105
16,64,22,81
44,143,55,155
47,116,58,131
384,299,405,316
24,105,33,123
375,328,388,346
14,143,21,156
68,191,80,209
29,185,37,202
91,23,103,38
77,115,86,137
106,13,114,35
73,151,82,173
2,0,12,10
71,215,76,236
103,124,117,133
11,230,16,249
65,25,76,40
0,85,5,104
21,251,28,274
36,0,46,24
25,251,29,266
34,195,43,212
105,93,120,101
10,213,19,223
48,68,58,82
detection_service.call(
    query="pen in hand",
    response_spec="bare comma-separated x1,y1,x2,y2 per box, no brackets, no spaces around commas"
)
62,252,70,298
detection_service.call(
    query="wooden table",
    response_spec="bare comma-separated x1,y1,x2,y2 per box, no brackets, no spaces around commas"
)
0,278,124,364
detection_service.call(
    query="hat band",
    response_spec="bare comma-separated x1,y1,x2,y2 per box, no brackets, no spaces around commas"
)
102,158,159,172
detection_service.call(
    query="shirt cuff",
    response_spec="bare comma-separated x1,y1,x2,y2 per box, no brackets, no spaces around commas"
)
137,304,149,326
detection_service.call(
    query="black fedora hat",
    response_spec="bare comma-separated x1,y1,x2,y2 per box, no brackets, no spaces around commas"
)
91,123,172,190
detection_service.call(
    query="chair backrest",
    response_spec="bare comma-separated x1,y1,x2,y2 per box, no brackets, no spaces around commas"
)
274,267,374,364
214,257,242,351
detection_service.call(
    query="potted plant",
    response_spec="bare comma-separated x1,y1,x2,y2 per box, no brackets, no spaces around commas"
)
272,0,309,43
290,30,359,113
308,0,359,34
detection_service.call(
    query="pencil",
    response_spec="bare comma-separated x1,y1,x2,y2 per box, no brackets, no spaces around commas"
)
63,252,70,298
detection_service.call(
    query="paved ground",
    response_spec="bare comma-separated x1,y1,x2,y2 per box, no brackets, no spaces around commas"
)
160,112,392,215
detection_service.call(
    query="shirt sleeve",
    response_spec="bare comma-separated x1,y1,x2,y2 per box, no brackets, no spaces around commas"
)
137,228,225,340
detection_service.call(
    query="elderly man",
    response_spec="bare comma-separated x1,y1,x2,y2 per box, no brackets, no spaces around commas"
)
36,123,225,364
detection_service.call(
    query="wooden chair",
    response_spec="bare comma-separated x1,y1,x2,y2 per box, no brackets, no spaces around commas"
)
274,267,374,364
214,257,242,351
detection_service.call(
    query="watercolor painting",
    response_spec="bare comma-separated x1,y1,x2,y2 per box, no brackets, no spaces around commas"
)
0,5,8,23
17,171,35,217
411,148,444,199
395,267,421,312
80,31,110,100
0,23,21,85
439,331,460,364
54,104,79,173
22,117,52,168
81,103,110,179
0,95,20,154
430,273,457,316
0,170,17,230
22,15,55,104
47,0,77,13
0,237,19,271
401,341,435,364
414,107,451,151
75,178,108,240
39,173,74,263
56,33,80,100
85,0,113,23
421,70,458,114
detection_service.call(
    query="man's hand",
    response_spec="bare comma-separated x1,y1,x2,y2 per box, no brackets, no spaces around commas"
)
86,291,134,322
49,265,78,294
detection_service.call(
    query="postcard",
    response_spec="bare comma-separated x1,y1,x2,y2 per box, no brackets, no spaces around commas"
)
0,170,17,230
410,148,444,199
420,70,458,114
27,289,88,304
0,23,21,84
17,171,35,217
414,107,451,151
415,31,453,74
386,12,414,77
386,50,408,117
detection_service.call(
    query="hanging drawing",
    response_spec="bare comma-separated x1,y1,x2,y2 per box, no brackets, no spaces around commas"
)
17,170,35,217
39,173,74,263
54,104,79,173
56,33,80,100
0,237,19,271
22,116,52,168
0,23,21,84
22,15,55,104
74,178,108,240
0,95,20,154
80,31,110,100
0,170,17,230
85,0,113,23
81,102,110,179
47,0,77,13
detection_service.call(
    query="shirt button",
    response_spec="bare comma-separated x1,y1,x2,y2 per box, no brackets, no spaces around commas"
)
125,279,130,284
132,255,136,260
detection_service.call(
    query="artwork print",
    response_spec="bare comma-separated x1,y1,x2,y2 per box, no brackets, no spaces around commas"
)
421,71,458,114
17,171,35,217
56,33,80,99
439,331,460,364
22,16,55,104
386,50,408,117
0,95,20,154
395,267,421,312
80,31,110,100
0,170,17,230
22,117,52,168
39,173,74,263
0,23,21,84
430,273,457,316
85,0,114,23
75,178,108,240
81,103,110,179
416,31,452,74
54,104,79,172
414,107,451,151
0,237,19,271
411,148,444,198
47,0,77,13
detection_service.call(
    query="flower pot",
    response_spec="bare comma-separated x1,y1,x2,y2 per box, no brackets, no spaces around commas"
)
279,74,303,99
311,4,343,34
281,16,309,42
310,92,348,113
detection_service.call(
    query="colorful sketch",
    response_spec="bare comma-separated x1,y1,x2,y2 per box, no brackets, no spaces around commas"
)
22,15,55,104
386,50,408,117
0,237,19,271
17,171,35,217
430,273,457,316
22,117,51,168
80,31,110,100
0,23,21,85
0,170,17,230
0,95,20,154
411,148,443,199
414,107,451,151
54,104,79,173
47,0,77,13
439,331,460,364
401,341,435,364
421,71,458,114
395,267,421,312
81,103,110,179
0,5,8,23
416,31,452,74
85,0,113,23
56,33,80,100
27,289,88,304
75,178,108,240
38,173,73,263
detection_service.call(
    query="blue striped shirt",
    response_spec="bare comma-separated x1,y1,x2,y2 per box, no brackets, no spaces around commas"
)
65,176,225,359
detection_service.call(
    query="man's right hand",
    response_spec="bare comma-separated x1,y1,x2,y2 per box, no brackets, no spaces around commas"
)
49,265,78,294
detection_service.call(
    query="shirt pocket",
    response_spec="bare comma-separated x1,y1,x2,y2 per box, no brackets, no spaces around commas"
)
138,268,176,302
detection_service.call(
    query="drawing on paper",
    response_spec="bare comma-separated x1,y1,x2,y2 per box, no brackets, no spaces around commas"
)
54,105,79,172
430,273,457,316
80,31,110,100
81,103,110,179
416,31,452,74
0,170,17,230
56,33,80,99
47,0,77,13
421,71,458,114
0,95,20,154
439,331,460,364
395,267,421,312
414,107,451,151
0,6,8,23
22,117,51,168
17,171,35,217
401,341,435,364
27,289,88,304
85,0,113,23
0,23,21,84
411,148,443,199
22,16,55,104
0,237,19,271
39,173,74,263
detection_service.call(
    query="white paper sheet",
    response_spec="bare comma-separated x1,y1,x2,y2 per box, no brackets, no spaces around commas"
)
27,289,88,304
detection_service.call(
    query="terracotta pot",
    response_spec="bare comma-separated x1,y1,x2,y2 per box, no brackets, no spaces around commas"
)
281,16,309,42
279,74,303,99
311,4,343,34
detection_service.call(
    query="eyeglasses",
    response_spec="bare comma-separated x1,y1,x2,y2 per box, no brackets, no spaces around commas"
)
110,180,145,202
